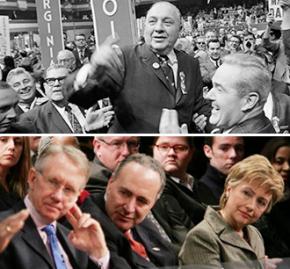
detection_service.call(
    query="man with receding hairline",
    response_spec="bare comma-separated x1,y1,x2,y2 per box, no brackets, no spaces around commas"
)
67,1,209,133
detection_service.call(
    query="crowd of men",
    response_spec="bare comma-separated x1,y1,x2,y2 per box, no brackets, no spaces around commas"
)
0,135,289,269
0,0,289,133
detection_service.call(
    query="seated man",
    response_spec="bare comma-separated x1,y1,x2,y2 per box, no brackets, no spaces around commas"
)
17,64,114,133
0,144,110,269
87,136,139,194
198,136,245,205
152,136,205,251
205,53,276,133
83,154,177,269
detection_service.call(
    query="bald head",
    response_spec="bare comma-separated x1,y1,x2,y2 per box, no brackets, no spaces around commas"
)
144,1,182,55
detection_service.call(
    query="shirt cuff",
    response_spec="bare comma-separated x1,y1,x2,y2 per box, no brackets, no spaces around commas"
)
90,252,110,269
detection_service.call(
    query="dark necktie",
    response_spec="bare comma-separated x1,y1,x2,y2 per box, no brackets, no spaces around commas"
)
124,230,149,260
42,225,67,269
65,105,83,133
158,55,176,90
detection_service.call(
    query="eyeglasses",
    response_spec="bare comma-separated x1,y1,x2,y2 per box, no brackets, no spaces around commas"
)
99,139,140,150
154,144,189,154
36,170,79,201
197,42,206,45
76,38,85,42
45,76,66,86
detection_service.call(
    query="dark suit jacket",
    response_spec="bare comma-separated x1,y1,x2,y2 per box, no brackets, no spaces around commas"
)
198,164,227,206
229,111,275,133
0,185,21,211
73,47,92,69
198,54,219,87
0,202,96,269
86,157,112,195
16,101,78,133
69,43,210,133
81,194,177,269
152,176,205,252
271,92,290,133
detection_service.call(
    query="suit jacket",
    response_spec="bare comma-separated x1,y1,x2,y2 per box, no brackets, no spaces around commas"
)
152,175,205,252
271,92,290,133
0,202,96,269
229,111,275,134
69,43,210,133
73,47,92,69
198,164,227,206
198,54,219,87
16,101,82,133
179,206,265,269
81,194,177,269
86,157,112,195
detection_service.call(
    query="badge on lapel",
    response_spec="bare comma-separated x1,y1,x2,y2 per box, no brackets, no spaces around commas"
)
179,71,187,94
152,62,160,69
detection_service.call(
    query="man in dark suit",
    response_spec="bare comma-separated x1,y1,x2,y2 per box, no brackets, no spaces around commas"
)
68,1,209,133
73,33,92,69
6,67,47,116
0,82,18,132
17,64,114,133
87,154,177,268
86,136,140,194
152,136,205,251
198,136,245,205
205,53,276,133
0,144,110,269
198,39,222,88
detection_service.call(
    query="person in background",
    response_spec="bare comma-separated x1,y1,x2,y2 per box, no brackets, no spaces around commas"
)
57,49,77,73
87,136,139,194
1,56,15,82
198,136,244,205
179,154,284,269
152,136,205,252
0,137,31,211
255,138,290,259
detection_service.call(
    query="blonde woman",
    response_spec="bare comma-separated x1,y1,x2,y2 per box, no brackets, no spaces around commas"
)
179,154,284,269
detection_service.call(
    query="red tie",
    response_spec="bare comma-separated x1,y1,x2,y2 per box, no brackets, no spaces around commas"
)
124,230,149,260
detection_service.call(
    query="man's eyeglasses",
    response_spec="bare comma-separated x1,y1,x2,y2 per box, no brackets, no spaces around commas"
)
35,170,79,201
99,139,140,150
45,76,66,86
197,42,206,45
154,144,189,154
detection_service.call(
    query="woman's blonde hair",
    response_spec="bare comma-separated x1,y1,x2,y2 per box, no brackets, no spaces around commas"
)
220,154,284,213
8,137,31,198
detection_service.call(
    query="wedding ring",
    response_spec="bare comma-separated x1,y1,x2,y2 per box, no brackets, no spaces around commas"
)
5,225,11,232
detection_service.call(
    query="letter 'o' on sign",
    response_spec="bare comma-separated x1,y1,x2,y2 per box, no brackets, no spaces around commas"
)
102,0,117,16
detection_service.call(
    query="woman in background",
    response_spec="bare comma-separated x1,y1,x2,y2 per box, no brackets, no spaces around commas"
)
0,137,31,211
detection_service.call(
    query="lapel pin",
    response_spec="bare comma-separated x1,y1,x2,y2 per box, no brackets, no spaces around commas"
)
152,62,160,69
179,71,187,94
152,247,161,252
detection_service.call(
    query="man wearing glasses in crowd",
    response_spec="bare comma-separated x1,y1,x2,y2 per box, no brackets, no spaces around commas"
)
73,33,92,69
17,64,113,133
151,137,205,252
86,136,140,194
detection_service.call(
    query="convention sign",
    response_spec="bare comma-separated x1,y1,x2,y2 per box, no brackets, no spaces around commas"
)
268,0,283,21
35,0,64,68
0,16,10,57
91,0,137,48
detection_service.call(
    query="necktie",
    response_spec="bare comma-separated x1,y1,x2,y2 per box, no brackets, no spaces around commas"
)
65,105,83,133
158,55,175,91
124,230,149,260
42,224,67,269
